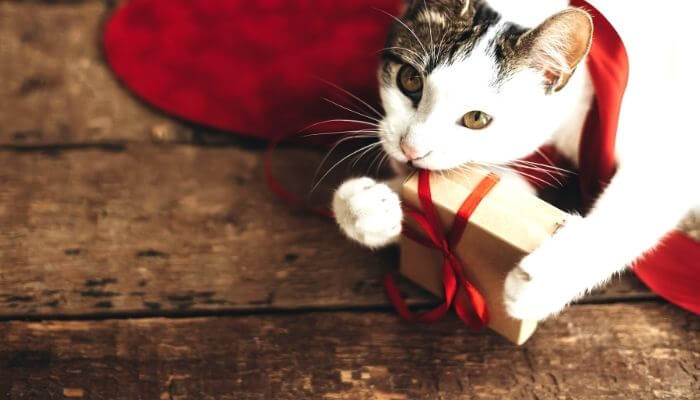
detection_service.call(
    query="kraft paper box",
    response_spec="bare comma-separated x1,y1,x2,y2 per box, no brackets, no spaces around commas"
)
400,168,568,345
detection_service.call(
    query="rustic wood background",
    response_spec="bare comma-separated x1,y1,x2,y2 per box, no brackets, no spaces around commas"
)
0,1,698,399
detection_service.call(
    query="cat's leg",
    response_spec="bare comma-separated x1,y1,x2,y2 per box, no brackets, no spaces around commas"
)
332,176,404,249
504,164,695,320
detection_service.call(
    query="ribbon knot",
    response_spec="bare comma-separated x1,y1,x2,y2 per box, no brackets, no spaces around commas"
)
383,169,500,330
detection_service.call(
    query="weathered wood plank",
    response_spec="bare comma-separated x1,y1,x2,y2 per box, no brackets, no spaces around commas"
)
0,1,195,146
1,303,697,399
0,144,652,317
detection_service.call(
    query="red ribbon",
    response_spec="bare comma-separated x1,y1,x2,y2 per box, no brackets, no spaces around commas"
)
264,135,500,328
264,131,334,219
383,170,499,330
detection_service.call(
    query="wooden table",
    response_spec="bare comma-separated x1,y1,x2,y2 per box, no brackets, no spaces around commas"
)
1,2,698,399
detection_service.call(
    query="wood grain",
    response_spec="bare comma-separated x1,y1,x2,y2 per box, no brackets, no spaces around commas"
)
0,2,692,399
0,144,380,316
1,303,697,400
0,0,195,146
0,144,652,317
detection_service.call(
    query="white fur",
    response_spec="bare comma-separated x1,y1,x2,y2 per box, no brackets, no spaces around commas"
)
334,1,700,320
505,2,700,319
377,23,592,171
486,0,568,28
332,177,402,249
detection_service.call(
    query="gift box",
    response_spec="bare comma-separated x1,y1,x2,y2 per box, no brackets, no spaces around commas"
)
398,167,568,345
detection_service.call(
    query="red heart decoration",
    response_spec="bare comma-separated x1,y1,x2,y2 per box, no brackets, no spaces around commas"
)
103,0,402,141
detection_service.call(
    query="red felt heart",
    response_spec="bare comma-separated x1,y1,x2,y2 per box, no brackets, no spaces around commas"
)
103,0,402,141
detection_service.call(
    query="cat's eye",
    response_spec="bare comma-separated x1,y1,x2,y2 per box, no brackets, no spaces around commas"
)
397,64,423,99
462,111,493,130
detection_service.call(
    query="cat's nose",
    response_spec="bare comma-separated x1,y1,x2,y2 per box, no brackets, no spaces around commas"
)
400,140,423,161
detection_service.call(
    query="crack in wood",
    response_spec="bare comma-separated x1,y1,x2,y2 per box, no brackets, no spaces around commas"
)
136,249,170,259
64,248,82,256
79,290,119,298
84,278,117,287
0,143,127,153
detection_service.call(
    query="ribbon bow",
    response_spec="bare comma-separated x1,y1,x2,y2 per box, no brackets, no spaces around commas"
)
383,169,500,330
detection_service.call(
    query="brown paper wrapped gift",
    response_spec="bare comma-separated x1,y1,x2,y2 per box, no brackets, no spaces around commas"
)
400,167,568,345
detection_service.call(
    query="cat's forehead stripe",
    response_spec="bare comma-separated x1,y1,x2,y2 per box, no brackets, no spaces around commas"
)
382,0,506,74
418,9,448,26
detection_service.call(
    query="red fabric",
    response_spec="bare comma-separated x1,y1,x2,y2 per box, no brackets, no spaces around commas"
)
264,131,334,219
572,0,628,208
633,232,700,315
103,0,401,142
383,170,499,329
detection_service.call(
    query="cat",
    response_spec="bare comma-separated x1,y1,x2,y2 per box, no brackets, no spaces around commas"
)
332,0,700,320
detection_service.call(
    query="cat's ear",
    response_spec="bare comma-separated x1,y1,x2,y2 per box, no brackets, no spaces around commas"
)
519,8,593,92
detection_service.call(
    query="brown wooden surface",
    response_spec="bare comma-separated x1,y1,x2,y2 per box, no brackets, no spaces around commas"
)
0,144,653,318
0,0,193,146
1,1,697,400
2,303,698,400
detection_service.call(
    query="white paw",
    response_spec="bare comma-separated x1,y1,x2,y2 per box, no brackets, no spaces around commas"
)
332,177,402,248
504,215,585,320
503,263,571,321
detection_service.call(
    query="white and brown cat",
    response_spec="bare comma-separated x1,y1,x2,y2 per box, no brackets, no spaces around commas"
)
332,0,700,320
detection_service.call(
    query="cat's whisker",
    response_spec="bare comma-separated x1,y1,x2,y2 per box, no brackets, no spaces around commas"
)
366,147,387,175
314,137,378,182
322,97,381,123
423,0,436,63
402,173,413,186
506,160,571,186
505,162,564,186
373,7,430,62
375,153,391,177
313,135,378,182
305,133,377,141
450,164,479,181
507,163,568,177
505,159,565,176
509,164,565,186
379,47,425,65
311,141,381,194
435,25,449,61
302,129,379,139
534,149,561,171
484,162,560,188
372,137,392,176
510,170,560,188
350,142,383,169
510,159,573,174
298,119,379,134
458,164,476,175
316,78,384,119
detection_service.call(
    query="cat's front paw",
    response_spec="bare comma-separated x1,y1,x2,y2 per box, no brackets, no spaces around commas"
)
504,215,585,320
332,177,402,248
503,263,570,321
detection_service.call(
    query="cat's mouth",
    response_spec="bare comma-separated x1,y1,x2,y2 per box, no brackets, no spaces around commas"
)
389,158,416,175
390,154,446,174
406,151,432,169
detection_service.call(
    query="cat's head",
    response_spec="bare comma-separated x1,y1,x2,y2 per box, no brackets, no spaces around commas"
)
378,0,593,171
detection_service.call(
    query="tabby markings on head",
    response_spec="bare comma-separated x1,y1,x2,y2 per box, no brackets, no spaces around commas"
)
380,0,523,83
